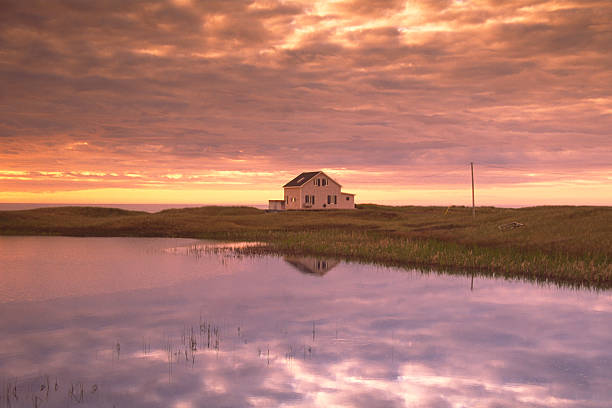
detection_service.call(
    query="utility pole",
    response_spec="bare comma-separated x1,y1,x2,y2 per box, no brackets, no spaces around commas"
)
471,162,475,220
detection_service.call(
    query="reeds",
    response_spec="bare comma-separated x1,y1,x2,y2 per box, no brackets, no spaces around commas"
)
254,229,611,288
1,376,99,407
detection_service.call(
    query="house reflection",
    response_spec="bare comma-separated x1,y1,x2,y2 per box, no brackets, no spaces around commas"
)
284,256,339,276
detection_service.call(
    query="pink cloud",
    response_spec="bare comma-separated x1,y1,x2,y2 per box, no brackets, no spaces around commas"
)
0,0,610,203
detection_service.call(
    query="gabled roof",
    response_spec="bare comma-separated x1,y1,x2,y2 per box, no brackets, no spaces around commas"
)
283,171,320,187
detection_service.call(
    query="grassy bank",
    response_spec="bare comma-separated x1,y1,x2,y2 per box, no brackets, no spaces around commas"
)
1,204,610,287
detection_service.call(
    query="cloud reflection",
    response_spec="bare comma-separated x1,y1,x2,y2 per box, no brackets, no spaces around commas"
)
1,237,611,407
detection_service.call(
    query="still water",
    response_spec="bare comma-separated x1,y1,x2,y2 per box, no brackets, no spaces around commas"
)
0,237,611,407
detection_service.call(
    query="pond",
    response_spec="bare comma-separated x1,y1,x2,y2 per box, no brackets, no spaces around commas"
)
0,237,611,407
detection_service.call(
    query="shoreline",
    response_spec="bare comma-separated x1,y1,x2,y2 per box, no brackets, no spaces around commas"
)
1,204,610,288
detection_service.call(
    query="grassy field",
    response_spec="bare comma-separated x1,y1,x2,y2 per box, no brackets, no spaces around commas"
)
1,204,610,287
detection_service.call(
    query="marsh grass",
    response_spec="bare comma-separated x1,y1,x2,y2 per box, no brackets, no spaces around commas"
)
1,204,610,286
246,229,611,288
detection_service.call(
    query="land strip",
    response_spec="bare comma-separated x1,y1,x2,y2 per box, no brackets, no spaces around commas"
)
1,205,610,287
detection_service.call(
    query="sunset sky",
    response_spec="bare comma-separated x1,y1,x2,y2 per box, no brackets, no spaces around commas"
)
1,0,611,206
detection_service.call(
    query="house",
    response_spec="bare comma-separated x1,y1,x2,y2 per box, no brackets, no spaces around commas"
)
268,171,355,210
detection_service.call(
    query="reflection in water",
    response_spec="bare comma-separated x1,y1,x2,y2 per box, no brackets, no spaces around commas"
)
1,237,612,407
284,256,339,276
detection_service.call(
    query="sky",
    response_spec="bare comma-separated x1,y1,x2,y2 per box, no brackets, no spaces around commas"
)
1,0,611,206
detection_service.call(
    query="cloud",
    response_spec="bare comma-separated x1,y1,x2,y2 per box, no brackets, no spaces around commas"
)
0,0,611,204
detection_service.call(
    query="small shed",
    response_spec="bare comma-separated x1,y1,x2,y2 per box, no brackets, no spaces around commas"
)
268,199,286,211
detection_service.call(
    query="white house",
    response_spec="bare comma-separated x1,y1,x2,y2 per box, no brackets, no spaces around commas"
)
268,171,355,210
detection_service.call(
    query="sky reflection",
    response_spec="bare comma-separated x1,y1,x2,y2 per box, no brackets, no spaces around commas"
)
0,237,611,407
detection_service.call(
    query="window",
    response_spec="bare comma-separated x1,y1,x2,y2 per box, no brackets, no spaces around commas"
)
305,195,309,203
311,195,315,205
346,196,350,201
315,179,320,186
327,195,331,204
334,195,337,204
322,179,327,186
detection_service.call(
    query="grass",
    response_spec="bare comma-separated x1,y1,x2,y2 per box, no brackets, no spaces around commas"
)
0,204,610,287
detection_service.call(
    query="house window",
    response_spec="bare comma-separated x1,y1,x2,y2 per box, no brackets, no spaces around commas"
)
322,179,327,186
305,195,309,204
346,196,350,201
334,195,337,204
327,195,331,204
311,195,315,205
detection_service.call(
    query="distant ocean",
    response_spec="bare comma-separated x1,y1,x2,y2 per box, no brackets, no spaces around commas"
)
0,203,268,212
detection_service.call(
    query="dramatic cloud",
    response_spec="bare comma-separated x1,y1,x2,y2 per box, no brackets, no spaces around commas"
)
0,0,610,205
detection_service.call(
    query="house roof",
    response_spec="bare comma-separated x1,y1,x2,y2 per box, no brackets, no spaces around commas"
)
283,171,321,187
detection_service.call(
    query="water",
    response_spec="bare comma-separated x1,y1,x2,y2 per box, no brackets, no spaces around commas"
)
0,203,268,212
0,237,611,407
